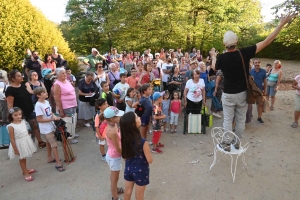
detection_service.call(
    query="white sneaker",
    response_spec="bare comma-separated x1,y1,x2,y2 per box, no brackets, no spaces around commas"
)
84,123,91,127
70,139,78,144
74,134,79,138
101,156,107,163
212,112,222,118
148,141,153,145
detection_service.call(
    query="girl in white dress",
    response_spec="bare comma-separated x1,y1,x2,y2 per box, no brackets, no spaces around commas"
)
7,107,37,181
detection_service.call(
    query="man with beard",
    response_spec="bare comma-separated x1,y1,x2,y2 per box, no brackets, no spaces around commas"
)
162,55,173,90
25,50,43,80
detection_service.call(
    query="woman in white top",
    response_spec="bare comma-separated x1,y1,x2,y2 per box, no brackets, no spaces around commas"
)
183,70,206,114
94,62,109,92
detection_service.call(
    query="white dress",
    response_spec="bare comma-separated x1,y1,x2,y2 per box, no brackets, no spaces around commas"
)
8,120,37,160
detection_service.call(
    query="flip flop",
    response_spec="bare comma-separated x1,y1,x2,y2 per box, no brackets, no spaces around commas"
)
55,165,65,172
47,159,61,163
24,176,34,182
117,187,124,194
28,169,37,174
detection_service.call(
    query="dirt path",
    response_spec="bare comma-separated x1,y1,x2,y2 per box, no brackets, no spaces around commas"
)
0,58,299,200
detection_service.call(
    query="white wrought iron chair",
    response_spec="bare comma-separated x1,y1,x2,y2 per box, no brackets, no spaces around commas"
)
209,127,249,183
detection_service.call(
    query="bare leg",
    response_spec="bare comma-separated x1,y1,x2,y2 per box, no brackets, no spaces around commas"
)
140,125,148,140
52,147,63,167
170,124,173,131
46,142,54,162
19,159,29,177
294,111,300,123
110,170,120,199
29,119,43,143
124,181,135,200
271,96,276,107
135,185,147,200
100,145,105,156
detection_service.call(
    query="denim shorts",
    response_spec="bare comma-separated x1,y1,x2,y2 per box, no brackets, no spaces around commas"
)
106,154,122,171
266,86,277,97
141,116,150,126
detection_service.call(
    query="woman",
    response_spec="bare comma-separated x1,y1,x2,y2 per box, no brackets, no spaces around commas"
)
138,63,154,86
196,50,203,62
123,53,133,75
183,70,206,114
184,52,190,64
211,70,224,118
136,62,144,78
167,65,183,98
5,70,46,148
198,61,208,84
151,60,161,79
51,46,67,68
266,60,282,110
179,57,189,76
108,63,120,90
42,54,56,95
160,48,165,60
171,52,176,62
94,62,109,93
25,70,46,100
291,74,300,128
78,71,97,127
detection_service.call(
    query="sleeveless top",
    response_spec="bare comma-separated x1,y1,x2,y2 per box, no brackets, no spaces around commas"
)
268,72,279,82
152,67,160,79
52,54,62,67
125,138,148,167
106,127,121,158
141,73,152,84
170,100,180,113
53,80,77,109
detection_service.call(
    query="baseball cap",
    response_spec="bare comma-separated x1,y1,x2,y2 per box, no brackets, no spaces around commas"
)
104,106,124,118
153,91,165,101
223,31,238,48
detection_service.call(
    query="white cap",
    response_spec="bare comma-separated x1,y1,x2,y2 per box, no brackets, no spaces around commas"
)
91,48,98,53
223,31,238,48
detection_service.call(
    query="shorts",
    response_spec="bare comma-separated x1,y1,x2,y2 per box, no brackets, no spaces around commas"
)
43,132,58,148
295,94,300,111
124,165,150,186
266,86,277,97
141,116,150,126
97,138,106,145
106,154,122,171
25,112,36,121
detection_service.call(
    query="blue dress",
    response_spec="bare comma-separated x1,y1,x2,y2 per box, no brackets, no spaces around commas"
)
124,138,150,186
162,99,170,123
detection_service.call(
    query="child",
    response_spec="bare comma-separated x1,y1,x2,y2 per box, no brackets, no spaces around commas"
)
7,107,37,181
162,91,170,132
94,98,109,162
65,67,76,86
120,112,153,200
152,92,166,154
132,84,153,141
34,87,65,172
126,68,139,89
125,88,136,113
104,106,125,200
134,89,145,118
169,91,181,133
138,63,154,86
101,81,114,106
113,73,130,111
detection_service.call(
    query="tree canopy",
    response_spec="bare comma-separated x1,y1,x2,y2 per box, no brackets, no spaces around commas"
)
0,0,77,71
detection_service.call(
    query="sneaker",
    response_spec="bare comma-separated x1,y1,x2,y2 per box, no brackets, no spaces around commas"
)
164,128,168,132
152,148,163,154
74,134,79,138
148,130,153,134
148,141,153,145
67,135,75,140
212,112,222,118
84,123,91,127
257,118,264,124
101,156,107,163
70,139,78,144
157,143,164,148
174,129,177,133
170,129,174,134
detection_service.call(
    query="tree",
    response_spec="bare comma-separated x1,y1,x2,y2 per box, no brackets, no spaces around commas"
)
0,0,78,72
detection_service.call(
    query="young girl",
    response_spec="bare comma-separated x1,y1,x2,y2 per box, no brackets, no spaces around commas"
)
138,63,154,86
94,98,109,162
162,91,170,132
125,88,136,113
104,106,125,200
134,89,145,118
7,107,37,181
120,112,153,200
169,91,181,133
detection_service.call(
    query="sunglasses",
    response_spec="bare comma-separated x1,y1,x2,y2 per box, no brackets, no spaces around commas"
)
153,62,157,64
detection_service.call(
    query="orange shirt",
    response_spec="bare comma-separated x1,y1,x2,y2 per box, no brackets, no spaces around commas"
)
126,76,139,89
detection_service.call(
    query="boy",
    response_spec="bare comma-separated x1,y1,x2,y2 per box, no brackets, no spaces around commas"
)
152,92,166,154
133,84,153,142
126,68,139,89
101,81,113,106
34,87,65,172
65,67,76,86
113,73,129,111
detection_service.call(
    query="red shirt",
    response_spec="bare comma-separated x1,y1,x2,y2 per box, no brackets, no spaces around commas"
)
170,100,181,113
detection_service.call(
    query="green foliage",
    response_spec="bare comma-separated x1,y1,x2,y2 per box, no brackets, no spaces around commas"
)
257,42,300,60
0,0,79,73
60,0,263,54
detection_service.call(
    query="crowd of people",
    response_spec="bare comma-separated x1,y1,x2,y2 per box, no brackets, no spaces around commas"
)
0,13,299,200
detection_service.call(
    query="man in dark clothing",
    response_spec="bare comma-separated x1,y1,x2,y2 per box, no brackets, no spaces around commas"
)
25,50,43,80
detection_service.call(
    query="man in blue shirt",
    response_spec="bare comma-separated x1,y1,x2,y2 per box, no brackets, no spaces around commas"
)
250,59,267,123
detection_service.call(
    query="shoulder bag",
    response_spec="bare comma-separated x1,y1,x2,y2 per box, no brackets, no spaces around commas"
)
238,50,263,104
110,71,120,85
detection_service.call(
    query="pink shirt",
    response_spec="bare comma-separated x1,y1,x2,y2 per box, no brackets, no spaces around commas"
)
106,129,121,158
126,76,139,89
295,75,300,95
170,100,181,113
53,80,77,110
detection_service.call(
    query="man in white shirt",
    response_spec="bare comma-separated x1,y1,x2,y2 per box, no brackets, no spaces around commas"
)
161,55,173,90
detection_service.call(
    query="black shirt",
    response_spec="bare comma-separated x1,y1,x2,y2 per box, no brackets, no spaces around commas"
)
26,60,42,80
5,82,34,118
216,45,256,94
78,79,97,102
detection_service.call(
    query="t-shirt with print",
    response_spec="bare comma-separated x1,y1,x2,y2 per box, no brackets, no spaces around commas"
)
295,75,300,95
152,104,163,130
113,82,130,100
125,97,136,113
185,79,205,102
139,96,152,118
162,63,174,82
35,100,54,134
26,60,42,80
216,45,256,94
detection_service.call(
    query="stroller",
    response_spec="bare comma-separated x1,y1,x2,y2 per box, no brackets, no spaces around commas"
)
54,119,76,164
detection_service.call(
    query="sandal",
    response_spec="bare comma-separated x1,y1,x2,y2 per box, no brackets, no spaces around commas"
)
117,187,124,194
47,159,61,163
270,106,274,110
24,175,34,182
55,165,65,172
291,122,298,128
28,169,37,174
38,142,46,149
